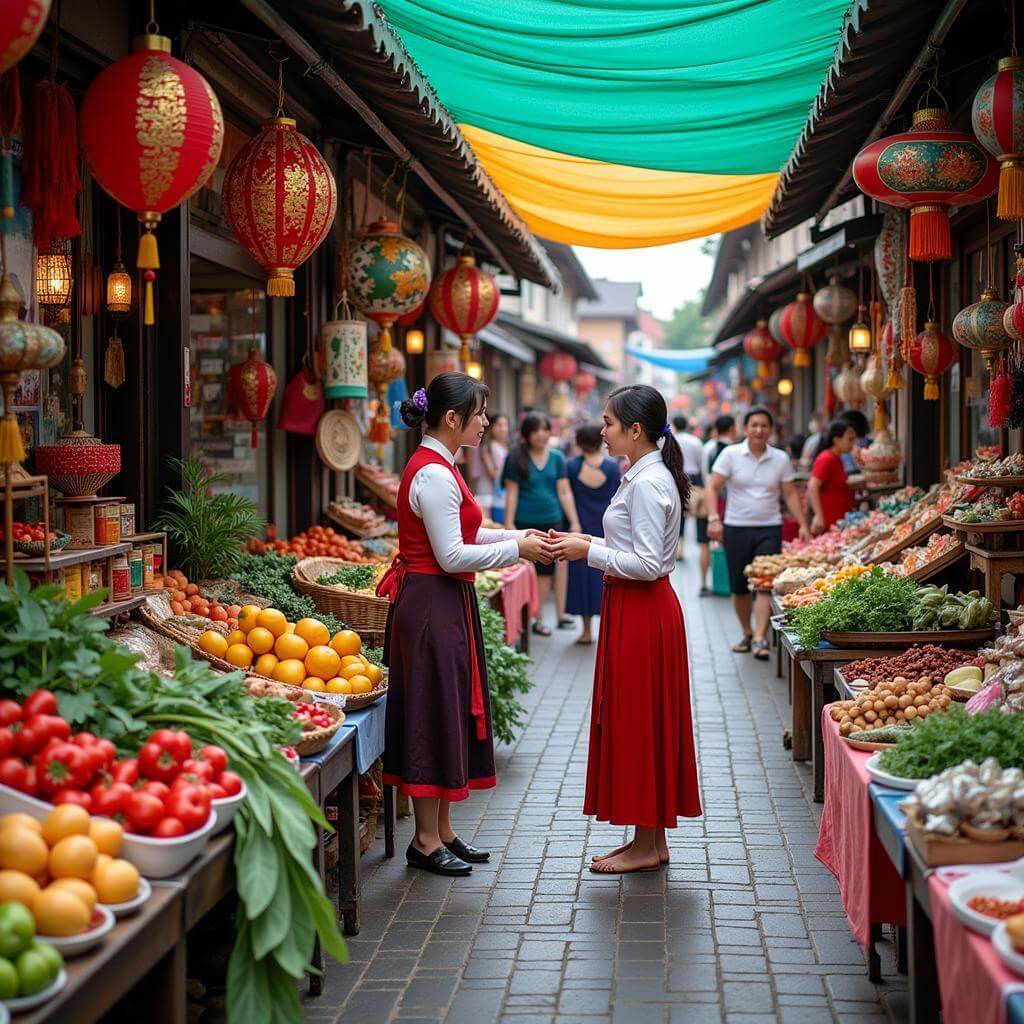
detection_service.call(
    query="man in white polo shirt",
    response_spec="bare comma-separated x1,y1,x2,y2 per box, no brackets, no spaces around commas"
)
705,406,809,660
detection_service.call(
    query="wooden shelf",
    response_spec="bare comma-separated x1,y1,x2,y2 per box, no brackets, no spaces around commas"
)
907,542,966,581
13,542,132,572
91,593,147,618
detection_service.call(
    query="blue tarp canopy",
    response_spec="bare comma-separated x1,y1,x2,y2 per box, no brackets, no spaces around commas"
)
625,346,715,373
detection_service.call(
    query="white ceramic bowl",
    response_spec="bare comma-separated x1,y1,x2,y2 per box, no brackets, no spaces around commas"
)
42,904,114,958
101,876,152,919
210,782,247,837
949,872,1024,936
3,969,66,1012
865,752,920,791
993,921,1024,976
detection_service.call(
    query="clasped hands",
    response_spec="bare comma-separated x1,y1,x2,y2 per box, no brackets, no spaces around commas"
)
517,527,591,564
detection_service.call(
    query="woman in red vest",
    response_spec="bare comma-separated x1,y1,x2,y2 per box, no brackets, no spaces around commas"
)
378,372,554,877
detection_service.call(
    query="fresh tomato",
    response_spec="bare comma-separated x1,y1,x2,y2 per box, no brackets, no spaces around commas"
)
13,722,50,758
217,771,243,797
111,759,140,786
148,729,192,762
139,780,170,802
21,766,36,795
165,784,212,833
27,715,71,744
0,757,28,792
138,738,188,783
0,701,21,727
207,783,227,800
21,691,57,718
0,728,12,760
52,788,93,812
72,731,98,747
197,745,228,776
151,817,186,838
180,758,215,782
35,742,90,795
88,738,117,769
124,790,165,832
91,781,132,818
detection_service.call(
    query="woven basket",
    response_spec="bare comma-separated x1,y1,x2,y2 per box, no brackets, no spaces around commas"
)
341,678,388,711
292,557,390,634
295,703,345,756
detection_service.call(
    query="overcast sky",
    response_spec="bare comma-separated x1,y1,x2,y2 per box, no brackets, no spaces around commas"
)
575,238,717,322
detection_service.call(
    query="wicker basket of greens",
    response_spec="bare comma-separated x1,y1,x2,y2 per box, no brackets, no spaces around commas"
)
292,557,390,635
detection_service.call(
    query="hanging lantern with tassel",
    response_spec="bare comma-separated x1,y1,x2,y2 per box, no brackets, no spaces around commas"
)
79,27,224,325
777,292,827,367
812,276,857,324
953,286,1012,370
767,307,786,349
322,296,368,400
861,348,891,433
908,321,955,399
367,343,406,447
428,253,500,364
571,369,597,395
742,320,782,377
538,351,578,383
228,347,277,448
882,320,906,390
0,2,50,77
972,57,1024,220
853,106,999,261
834,362,866,408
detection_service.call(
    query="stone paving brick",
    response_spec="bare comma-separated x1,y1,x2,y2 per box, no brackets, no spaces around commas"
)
317,556,907,1023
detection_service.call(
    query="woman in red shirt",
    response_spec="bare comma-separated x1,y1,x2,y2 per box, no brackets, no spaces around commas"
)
807,420,859,534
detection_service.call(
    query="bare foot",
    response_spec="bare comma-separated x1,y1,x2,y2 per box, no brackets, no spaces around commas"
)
589,847,661,874
592,839,670,865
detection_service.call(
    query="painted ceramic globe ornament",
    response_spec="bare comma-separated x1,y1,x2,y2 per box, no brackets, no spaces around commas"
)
778,293,827,367
874,208,905,315
228,347,278,448
0,1,50,75
349,220,431,352
813,276,857,325
908,322,955,399
743,320,783,377
767,307,786,346
428,254,500,364
833,363,865,408
853,106,999,261
972,57,1024,220
952,287,1012,369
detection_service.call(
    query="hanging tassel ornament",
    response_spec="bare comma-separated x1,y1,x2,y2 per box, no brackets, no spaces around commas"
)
991,356,1013,427
104,336,125,388
898,212,917,357
0,68,20,224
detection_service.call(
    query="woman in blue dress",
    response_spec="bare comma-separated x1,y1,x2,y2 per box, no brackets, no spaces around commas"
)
566,422,621,645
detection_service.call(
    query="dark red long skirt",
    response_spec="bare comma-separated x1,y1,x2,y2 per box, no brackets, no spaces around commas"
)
584,575,702,829
382,573,496,801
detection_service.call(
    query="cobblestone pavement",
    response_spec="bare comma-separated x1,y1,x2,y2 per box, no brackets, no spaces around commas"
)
309,547,909,1023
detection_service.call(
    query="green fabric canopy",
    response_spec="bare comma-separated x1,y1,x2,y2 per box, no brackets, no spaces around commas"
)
374,0,853,175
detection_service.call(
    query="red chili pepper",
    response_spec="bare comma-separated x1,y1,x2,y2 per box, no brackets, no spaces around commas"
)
0,757,28,792
165,784,212,833
196,745,228,776
151,817,186,838
22,691,57,718
111,759,140,786
0,701,21,727
217,771,243,797
124,790,166,832
35,742,90,796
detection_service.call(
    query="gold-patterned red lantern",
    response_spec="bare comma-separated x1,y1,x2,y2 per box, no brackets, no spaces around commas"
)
972,57,1024,220
742,319,783,377
222,117,336,299
777,293,827,367
1,1,49,75
539,351,578,382
428,254,500,363
228,347,278,448
79,32,223,326
853,107,999,261
908,322,955,399
571,369,597,395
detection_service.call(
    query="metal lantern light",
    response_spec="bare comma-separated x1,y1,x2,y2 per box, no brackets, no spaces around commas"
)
466,359,484,380
405,329,425,355
35,243,72,311
848,307,872,352
105,260,131,316
777,377,794,396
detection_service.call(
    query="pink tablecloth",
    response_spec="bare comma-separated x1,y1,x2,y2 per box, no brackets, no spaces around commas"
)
496,561,539,646
814,710,906,946
930,869,1024,1024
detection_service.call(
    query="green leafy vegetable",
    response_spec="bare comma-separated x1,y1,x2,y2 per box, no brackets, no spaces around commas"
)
477,593,531,745
231,552,346,632
317,564,379,592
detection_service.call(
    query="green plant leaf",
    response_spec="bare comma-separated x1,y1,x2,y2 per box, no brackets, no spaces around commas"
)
236,814,279,919
251,872,292,959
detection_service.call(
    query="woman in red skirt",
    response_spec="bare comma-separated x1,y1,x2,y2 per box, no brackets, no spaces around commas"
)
378,372,554,877
552,384,702,873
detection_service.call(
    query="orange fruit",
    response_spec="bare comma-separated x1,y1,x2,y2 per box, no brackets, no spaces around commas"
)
0,813,42,835
42,804,90,846
91,858,139,905
340,662,365,681
237,605,263,633
225,644,254,669
33,886,90,936
0,869,40,907
0,828,48,876
246,626,275,655
325,677,353,694
49,878,97,913
341,655,362,668
305,645,341,681
365,663,383,686
254,653,280,678
274,632,309,661
225,629,247,647
197,630,229,658
294,618,330,647
285,622,296,633
302,677,327,692
256,608,288,637
48,834,99,880
330,630,361,657
88,819,123,857
272,659,307,686
349,674,373,694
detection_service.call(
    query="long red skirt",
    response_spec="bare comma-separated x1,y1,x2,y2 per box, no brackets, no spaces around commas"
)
584,575,701,829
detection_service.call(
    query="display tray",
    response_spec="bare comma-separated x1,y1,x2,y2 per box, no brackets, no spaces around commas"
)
865,752,919,791
954,474,1024,489
326,507,393,539
821,626,995,648
354,465,398,509
873,515,945,563
907,541,967,581
842,735,899,752
908,817,1024,867
942,515,1024,533
949,870,1024,937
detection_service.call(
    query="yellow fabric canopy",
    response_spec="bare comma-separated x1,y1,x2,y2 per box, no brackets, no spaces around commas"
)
460,126,779,248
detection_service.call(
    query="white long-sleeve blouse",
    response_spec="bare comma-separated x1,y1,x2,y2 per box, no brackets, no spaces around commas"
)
409,436,524,575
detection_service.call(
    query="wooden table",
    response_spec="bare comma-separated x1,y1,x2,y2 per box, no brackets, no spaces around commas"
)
967,543,1024,612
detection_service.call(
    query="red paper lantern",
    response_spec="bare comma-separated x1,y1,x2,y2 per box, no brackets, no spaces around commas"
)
539,351,578,382
222,117,336,299
0,1,50,75
228,347,278,447
742,319,783,377
972,57,1024,220
571,369,597,394
853,106,998,261
777,294,827,367
80,32,223,324
428,254,500,362
908,322,955,400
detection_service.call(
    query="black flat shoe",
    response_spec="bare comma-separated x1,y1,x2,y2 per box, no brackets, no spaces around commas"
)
444,835,490,863
558,617,576,629
406,842,472,876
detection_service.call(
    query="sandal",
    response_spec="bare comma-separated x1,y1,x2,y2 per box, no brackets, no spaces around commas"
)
558,617,576,630
532,622,552,636
731,635,753,653
753,639,771,660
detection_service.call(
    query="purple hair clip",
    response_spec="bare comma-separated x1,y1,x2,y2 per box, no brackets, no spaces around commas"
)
413,388,428,412
661,423,672,438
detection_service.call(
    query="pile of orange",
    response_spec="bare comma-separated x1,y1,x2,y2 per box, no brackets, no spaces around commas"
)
198,609,382,694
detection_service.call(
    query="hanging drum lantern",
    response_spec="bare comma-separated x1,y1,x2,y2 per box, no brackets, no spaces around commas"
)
908,322,956,399
571,369,597,395
428,253,500,363
367,343,406,446
833,363,865,408
539,351,578,382
79,30,223,325
228,347,277,448
972,57,1024,220
952,287,1012,369
853,106,998,262
874,208,905,315
222,117,336,298
778,293,827,367
0,1,50,76
321,298,367,399
349,219,430,354
812,276,857,325
742,320,782,377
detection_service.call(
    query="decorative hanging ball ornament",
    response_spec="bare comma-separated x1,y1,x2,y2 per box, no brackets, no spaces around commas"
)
952,286,1012,369
833,362,866,408
538,351,578,383
972,57,1024,220
778,293,827,367
428,253,500,363
812,276,857,325
368,343,406,447
222,117,336,299
742,320,783,377
228,347,277,448
349,219,430,354
0,1,50,76
853,106,999,261
571,369,597,395
908,322,955,399
79,30,223,325
874,208,905,315
767,307,786,346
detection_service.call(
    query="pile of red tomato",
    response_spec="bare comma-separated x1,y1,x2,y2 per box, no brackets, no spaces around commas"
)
292,702,335,732
0,522,58,543
248,524,371,562
0,690,241,837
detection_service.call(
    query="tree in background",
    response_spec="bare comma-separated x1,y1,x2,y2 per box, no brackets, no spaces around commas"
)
662,294,711,350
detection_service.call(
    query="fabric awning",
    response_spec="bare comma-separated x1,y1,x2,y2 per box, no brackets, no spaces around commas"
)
625,346,716,373
475,325,535,364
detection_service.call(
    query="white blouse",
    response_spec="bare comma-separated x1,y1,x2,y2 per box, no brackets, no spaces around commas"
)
587,449,681,581
409,436,524,574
